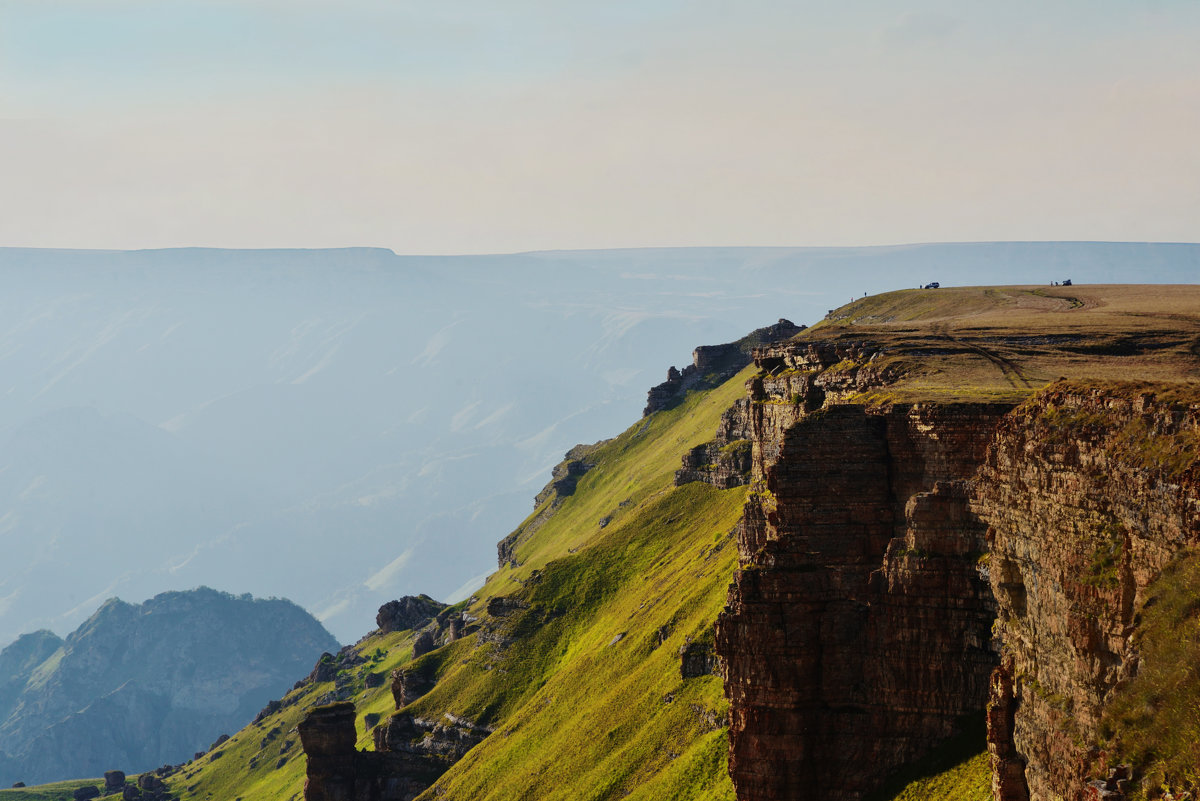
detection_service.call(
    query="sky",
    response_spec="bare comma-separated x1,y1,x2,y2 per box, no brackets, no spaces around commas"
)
0,1,1198,252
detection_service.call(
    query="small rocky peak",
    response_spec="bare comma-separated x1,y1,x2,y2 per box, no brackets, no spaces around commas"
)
376,595,448,634
532,442,604,508
644,319,805,417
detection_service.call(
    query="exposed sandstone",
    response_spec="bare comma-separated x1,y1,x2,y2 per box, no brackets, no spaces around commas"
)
718,339,1200,801
716,335,1012,800
974,386,1200,801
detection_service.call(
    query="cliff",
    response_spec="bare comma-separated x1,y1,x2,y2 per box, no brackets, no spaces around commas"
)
715,339,1010,800
976,384,1200,801
715,284,1200,801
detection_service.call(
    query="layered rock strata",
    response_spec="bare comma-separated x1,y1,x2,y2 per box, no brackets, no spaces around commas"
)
716,337,1011,800
717,328,1200,801
298,703,449,801
975,386,1200,801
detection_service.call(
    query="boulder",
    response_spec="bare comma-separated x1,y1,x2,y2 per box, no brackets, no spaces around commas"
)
375,596,447,634
104,770,126,792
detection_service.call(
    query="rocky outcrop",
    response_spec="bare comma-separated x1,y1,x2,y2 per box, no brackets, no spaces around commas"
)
301,674,490,800
974,386,1200,801
298,703,450,801
644,319,804,416
676,399,755,488
680,640,719,678
376,596,447,634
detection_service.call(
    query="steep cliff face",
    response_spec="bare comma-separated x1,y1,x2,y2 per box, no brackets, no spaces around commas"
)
716,337,1010,800
718,349,1200,800
974,385,1200,801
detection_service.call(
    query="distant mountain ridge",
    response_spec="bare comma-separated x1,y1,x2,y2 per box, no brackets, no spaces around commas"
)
0,243,1197,647
0,587,338,788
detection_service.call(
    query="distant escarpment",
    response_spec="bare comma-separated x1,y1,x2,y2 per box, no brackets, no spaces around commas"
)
0,587,338,788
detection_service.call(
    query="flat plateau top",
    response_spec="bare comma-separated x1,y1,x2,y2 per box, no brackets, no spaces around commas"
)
804,285,1200,402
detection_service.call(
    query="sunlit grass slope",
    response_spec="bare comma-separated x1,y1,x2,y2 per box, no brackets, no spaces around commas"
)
157,363,753,801
0,779,110,801
412,367,754,800
877,752,991,801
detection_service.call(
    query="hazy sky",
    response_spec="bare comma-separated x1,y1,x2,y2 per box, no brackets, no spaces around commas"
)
1,1,1198,252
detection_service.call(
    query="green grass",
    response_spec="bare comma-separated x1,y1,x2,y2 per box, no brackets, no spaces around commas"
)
879,752,992,801
143,365,754,801
0,778,113,801
413,371,754,800
1099,548,1200,798
163,627,417,801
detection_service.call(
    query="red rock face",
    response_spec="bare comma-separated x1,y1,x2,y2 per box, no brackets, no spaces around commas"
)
974,387,1200,801
716,340,1011,801
718,361,1200,801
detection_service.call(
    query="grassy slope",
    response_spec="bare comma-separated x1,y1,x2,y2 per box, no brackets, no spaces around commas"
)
152,363,753,801
0,779,111,801
160,627,417,801
413,366,753,800
881,752,992,801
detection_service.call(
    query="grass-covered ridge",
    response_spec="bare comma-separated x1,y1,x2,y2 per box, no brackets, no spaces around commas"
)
412,366,754,800
141,363,755,801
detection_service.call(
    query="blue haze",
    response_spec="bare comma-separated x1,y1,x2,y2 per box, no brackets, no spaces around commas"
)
0,242,1196,643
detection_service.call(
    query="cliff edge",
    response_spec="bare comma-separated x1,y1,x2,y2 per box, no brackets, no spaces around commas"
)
716,284,1200,801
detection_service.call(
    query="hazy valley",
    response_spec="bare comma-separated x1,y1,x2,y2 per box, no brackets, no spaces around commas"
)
2,247,1200,801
